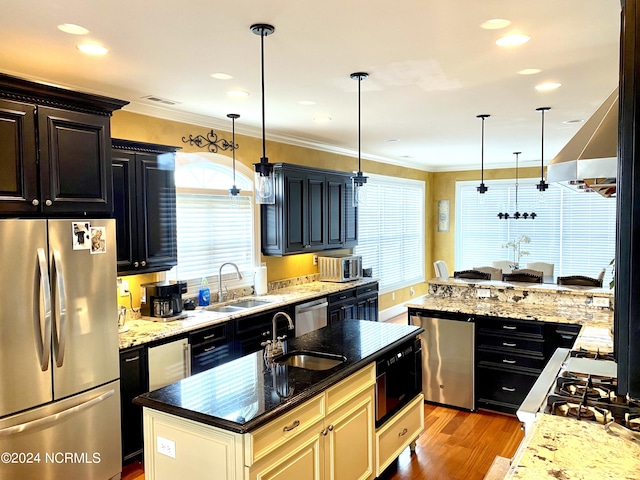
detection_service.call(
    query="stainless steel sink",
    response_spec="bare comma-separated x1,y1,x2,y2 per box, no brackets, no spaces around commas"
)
231,299,272,308
206,305,245,314
274,351,347,370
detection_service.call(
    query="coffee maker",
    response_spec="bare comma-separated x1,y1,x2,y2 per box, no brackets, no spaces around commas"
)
140,281,187,319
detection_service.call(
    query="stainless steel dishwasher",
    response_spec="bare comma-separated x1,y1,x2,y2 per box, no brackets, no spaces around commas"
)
294,297,328,336
410,310,475,410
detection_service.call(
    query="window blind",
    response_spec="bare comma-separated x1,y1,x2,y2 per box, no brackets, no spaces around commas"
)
355,174,425,292
455,179,615,285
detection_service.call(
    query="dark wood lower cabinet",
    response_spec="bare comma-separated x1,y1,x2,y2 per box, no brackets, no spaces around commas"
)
119,347,148,464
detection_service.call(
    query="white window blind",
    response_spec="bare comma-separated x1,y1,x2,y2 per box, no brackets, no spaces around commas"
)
455,179,616,285
167,154,257,294
354,174,425,292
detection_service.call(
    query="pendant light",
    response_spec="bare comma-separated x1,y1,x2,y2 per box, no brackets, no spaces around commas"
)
497,152,537,220
350,72,368,207
227,113,241,200
536,107,550,192
476,114,490,195
251,23,276,204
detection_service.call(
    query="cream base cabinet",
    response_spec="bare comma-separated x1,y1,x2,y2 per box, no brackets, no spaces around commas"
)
143,363,375,480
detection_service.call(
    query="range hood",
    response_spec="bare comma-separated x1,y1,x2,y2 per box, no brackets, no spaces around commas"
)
547,89,618,198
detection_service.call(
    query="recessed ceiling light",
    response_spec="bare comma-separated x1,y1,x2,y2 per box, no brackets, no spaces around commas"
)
400,155,413,159
314,116,332,122
535,82,562,91
496,34,531,47
58,23,89,35
298,100,316,105
385,139,400,143
563,119,585,125
518,68,541,75
227,90,249,97
211,73,233,80
76,43,108,55
481,19,511,30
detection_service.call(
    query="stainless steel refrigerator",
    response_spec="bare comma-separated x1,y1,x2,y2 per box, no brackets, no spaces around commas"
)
0,219,121,480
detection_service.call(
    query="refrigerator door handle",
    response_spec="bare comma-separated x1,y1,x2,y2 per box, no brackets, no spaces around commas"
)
52,249,68,367
36,248,52,371
0,389,115,438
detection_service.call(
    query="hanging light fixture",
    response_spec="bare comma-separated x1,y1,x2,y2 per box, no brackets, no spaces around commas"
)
251,23,276,204
350,72,368,207
536,107,550,192
497,151,537,220
476,114,490,195
227,113,241,198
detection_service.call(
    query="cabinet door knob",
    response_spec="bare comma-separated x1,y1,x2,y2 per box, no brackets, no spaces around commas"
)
141,260,147,267
32,199,40,206
134,262,139,267
45,199,52,206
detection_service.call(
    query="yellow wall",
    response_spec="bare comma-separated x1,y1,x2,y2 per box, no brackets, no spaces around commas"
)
111,110,431,311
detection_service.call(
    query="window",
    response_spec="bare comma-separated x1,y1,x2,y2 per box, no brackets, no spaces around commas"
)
455,179,616,284
354,174,425,292
167,153,258,294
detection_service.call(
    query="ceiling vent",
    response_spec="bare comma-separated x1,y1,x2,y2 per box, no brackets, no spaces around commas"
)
141,95,180,105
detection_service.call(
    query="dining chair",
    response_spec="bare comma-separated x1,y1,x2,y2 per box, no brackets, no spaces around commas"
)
557,275,603,287
474,266,502,280
526,262,554,279
453,270,491,280
502,271,544,283
492,260,513,274
512,268,544,277
433,260,449,279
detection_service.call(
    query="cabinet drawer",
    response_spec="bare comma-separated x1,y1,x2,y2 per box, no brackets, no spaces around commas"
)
376,393,424,476
246,394,325,465
190,323,230,346
478,317,543,337
477,332,544,355
191,341,234,374
477,349,546,371
356,283,378,297
476,366,538,412
328,288,357,304
326,363,375,413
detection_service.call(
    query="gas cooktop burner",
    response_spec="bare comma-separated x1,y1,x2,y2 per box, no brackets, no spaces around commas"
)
570,347,615,362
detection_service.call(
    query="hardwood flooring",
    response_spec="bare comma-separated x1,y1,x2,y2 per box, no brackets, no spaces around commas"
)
122,314,524,479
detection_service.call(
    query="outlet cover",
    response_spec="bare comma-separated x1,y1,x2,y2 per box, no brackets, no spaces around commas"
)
593,296,610,308
157,436,176,458
313,255,318,266
119,279,130,297
476,288,491,298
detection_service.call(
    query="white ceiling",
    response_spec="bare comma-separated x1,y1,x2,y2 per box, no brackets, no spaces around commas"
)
0,0,620,172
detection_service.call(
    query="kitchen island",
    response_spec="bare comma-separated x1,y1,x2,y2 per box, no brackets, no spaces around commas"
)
134,320,424,480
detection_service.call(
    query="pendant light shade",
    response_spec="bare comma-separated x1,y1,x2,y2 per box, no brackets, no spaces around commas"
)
227,113,241,198
536,107,550,192
476,114,490,195
351,72,368,207
497,152,537,220
251,23,276,204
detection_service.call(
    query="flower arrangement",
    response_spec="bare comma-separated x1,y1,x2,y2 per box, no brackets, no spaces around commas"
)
502,234,531,268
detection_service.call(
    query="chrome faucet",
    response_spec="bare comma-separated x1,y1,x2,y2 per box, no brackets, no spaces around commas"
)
262,311,294,359
217,262,242,302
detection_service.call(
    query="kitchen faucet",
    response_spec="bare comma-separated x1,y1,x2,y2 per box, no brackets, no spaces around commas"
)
262,311,294,359
217,262,242,302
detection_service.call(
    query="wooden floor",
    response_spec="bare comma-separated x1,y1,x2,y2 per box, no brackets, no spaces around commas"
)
122,314,524,480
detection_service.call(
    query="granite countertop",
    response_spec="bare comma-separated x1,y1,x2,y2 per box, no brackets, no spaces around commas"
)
506,414,640,479
405,295,613,329
133,320,421,433
119,279,378,350
428,278,614,297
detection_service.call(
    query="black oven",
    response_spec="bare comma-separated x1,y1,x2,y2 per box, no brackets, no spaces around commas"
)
375,337,422,427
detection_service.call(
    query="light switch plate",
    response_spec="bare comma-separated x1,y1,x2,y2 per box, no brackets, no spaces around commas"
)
119,279,130,297
476,288,491,298
157,436,176,458
593,296,610,308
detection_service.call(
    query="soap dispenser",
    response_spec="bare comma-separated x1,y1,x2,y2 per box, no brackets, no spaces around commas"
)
198,277,210,306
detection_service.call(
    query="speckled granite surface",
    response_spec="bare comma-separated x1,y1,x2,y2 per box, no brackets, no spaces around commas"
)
119,279,378,349
405,295,613,329
428,278,613,309
506,414,640,480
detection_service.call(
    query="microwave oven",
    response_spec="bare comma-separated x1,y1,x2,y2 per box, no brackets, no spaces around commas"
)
318,255,362,282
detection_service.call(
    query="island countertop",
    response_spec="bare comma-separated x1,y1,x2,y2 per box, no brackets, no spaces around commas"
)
133,320,422,434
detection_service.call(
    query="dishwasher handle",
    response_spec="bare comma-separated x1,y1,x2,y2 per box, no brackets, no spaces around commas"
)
295,298,328,314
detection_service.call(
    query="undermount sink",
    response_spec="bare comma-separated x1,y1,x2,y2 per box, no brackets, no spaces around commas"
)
274,351,347,371
207,305,245,314
231,299,272,308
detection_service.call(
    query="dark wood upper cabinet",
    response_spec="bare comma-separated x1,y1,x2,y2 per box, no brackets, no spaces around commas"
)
261,163,357,256
112,139,179,275
0,73,128,216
